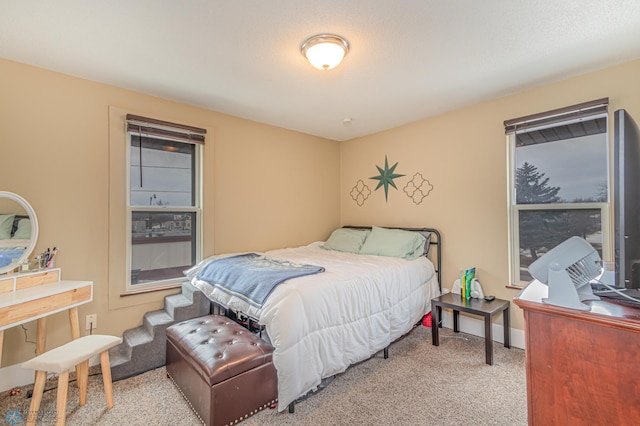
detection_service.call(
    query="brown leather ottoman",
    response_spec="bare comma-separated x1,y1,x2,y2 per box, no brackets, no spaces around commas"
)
166,315,277,426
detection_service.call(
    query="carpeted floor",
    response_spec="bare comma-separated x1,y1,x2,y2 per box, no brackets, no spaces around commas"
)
1,326,527,425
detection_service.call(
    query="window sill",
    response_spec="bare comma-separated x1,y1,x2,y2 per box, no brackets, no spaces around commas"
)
505,284,525,290
120,283,182,297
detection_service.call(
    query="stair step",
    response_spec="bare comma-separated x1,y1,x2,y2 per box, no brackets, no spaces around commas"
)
180,281,198,297
108,341,132,366
109,351,130,368
124,327,153,347
143,310,174,335
145,309,173,325
164,294,191,317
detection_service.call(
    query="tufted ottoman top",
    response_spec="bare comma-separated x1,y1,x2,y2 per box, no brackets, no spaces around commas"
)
166,315,274,386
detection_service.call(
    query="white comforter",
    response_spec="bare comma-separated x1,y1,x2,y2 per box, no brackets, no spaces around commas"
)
189,242,440,411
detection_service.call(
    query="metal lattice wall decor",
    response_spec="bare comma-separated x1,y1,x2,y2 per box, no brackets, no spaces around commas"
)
351,155,434,206
350,179,371,206
403,172,434,205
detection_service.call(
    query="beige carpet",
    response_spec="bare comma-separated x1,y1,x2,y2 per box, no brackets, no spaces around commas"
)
1,326,527,425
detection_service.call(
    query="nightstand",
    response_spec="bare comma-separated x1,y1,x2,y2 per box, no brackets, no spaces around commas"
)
431,293,510,365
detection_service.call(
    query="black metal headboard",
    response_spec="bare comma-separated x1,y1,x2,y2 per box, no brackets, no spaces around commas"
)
343,226,442,292
10,214,30,237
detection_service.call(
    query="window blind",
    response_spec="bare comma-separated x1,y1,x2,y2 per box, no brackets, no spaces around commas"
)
126,114,206,144
504,98,609,134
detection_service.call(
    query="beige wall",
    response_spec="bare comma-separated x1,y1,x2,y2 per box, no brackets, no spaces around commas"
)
2,55,639,366
0,58,340,366
340,58,640,331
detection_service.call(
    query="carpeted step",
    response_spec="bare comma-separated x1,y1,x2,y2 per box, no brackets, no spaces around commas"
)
108,340,132,369
164,294,190,316
123,326,153,347
165,289,210,322
143,309,174,335
109,282,211,382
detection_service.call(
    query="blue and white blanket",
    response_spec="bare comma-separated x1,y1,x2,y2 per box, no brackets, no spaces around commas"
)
196,253,325,308
0,246,25,268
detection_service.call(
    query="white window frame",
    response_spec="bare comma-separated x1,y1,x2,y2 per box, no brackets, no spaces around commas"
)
506,114,611,287
124,129,203,293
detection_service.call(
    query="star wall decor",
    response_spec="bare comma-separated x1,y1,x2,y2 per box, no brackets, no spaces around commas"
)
369,155,405,202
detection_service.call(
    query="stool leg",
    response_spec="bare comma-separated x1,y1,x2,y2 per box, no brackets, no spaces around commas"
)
27,370,46,426
56,370,69,426
77,360,89,406
100,350,115,408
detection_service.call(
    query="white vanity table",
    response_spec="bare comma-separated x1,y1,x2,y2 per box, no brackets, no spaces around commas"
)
0,191,94,368
0,268,93,367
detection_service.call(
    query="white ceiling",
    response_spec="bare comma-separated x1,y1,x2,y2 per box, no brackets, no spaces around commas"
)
2,1,640,141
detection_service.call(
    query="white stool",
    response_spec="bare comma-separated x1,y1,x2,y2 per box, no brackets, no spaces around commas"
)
21,334,122,426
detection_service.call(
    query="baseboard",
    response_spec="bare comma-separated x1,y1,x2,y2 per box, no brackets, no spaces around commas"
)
2,316,524,392
0,364,34,393
0,355,101,393
437,310,526,350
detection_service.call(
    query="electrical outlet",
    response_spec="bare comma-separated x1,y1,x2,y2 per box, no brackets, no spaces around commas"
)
85,314,97,330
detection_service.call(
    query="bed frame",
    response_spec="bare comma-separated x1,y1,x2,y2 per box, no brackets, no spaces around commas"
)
343,226,442,293
10,214,29,236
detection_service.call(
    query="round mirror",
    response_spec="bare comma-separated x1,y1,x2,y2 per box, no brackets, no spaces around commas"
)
0,191,39,275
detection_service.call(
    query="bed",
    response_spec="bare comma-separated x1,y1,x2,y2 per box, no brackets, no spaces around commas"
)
185,226,442,412
0,214,31,268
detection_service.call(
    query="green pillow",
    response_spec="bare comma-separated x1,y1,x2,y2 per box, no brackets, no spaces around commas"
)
0,214,15,239
322,228,370,253
359,226,426,260
12,218,31,239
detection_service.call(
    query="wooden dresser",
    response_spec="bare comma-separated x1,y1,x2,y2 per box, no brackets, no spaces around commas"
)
514,281,640,425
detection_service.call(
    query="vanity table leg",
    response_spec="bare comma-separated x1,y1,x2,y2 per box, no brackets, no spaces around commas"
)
0,330,4,367
68,307,80,340
35,317,47,383
68,307,81,386
36,317,46,355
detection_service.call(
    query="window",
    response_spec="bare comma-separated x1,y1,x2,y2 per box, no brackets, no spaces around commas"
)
125,114,205,292
505,99,610,286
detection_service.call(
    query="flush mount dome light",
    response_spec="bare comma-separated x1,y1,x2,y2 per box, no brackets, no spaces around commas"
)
301,34,349,70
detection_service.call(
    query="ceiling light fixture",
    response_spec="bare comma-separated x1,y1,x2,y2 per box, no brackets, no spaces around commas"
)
301,34,349,70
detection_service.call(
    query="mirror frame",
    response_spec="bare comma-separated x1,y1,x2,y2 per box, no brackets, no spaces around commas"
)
0,191,39,275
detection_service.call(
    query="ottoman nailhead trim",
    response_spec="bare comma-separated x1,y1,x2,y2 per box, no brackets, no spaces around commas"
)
222,397,279,426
